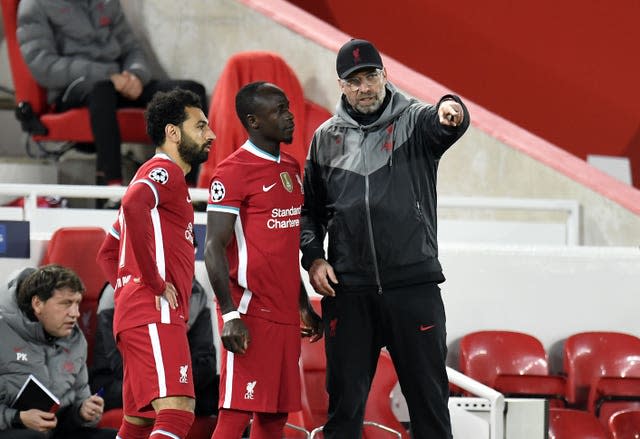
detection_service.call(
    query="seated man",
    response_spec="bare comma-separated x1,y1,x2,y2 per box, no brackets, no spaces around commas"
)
90,278,219,417
0,265,117,439
17,0,208,189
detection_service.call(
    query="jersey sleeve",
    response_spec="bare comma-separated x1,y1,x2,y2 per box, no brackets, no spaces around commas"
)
206,160,245,216
120,170,174,294
96,220,121,288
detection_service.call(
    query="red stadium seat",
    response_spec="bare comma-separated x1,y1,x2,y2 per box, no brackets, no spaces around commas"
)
363,351,409,439
564,331,640,426
609,409,640,439
97,408,122,430
41,227,107,365
197,51,331,188
459,330,566,406
300,296,407,438
548,408,609,439
186,416,217,439
0,0,149,158
284,410,311,438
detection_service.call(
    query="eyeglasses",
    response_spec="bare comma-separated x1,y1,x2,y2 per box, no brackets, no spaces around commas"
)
341,69,384,92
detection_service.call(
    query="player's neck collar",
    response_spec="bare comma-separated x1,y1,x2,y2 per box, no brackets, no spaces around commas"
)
242,140,281,163
153,152,174,162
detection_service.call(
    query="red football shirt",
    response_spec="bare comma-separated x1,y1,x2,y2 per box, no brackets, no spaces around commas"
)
98,153,195,335
207,141,303,325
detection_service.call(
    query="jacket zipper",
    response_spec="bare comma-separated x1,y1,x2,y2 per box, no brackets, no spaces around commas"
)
416,200,431,236
361,130,383,294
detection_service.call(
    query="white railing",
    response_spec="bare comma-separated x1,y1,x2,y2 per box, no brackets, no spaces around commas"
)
0,183,208,220
0,184,580,243
447,367,505,439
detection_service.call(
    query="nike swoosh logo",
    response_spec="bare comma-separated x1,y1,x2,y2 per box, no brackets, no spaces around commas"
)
420,324,435,332
262,183,277,192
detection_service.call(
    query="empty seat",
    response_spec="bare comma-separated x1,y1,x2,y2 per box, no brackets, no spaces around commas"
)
564,331,640,425
548,408,609,439
197,50,331,188
459,330,566,406
41,227,107,364
609,409,640,439
363,351,409,439
300,296,406,438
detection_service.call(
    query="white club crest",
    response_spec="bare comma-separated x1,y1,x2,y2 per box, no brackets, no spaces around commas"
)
179,365,189,383
149,167,169,185
245,380,257,399
210,180,226,202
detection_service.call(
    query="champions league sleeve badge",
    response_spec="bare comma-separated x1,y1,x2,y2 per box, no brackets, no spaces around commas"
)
148,167,169,184
210,180,226,202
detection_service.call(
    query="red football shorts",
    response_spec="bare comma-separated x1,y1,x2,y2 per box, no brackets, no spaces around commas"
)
218,313,301,413
117,322,195,417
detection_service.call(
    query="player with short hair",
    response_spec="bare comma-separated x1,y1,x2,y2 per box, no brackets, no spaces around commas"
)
205,82,322,439
96,88,214,439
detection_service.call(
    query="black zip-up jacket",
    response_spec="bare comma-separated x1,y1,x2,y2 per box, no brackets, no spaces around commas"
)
300,84,469,290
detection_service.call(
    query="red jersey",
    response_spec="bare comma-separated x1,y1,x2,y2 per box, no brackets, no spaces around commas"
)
97,153,195,335
207,141,303,325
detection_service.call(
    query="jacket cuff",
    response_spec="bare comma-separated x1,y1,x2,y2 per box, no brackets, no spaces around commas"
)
11,410,23,428
301,247,326,271
438,94,460,106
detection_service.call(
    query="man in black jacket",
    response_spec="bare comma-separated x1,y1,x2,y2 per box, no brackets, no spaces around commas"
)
90,278,219,417
300,39,469,439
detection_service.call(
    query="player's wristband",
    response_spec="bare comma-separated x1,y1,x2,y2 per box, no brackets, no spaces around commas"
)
222,311,241,323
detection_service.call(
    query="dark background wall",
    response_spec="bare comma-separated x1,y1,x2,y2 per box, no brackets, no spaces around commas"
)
287,0,640,186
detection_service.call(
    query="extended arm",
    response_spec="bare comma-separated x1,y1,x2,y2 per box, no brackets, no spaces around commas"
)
204,211,250,354
422,94,470,157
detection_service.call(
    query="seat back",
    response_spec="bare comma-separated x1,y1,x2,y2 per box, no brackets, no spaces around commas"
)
564,332,640,407
197,50,331,188
548,408,609,439
300,296,407,436
459,330,550,386
41,227,107,365
609,409,640,439
0,0,48,113
363,351,410,439
300,330,329,429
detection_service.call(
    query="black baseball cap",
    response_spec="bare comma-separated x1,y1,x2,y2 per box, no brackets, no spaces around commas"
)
336,39,383,79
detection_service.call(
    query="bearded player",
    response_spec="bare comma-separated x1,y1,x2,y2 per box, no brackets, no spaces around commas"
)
97,89,214,439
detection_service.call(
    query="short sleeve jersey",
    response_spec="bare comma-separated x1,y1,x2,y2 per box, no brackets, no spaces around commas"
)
207,141,303,325
110,153,195,334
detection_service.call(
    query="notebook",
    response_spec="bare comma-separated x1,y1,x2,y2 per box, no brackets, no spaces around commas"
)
11,374,60,412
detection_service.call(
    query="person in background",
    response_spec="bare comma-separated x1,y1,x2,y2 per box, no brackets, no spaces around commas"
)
96,88,214,439
17,0,208,195
0,265,117,439
301,38,470,439
205,81,322,439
